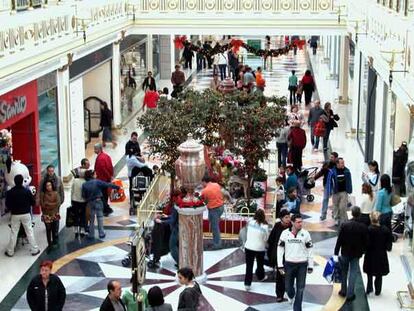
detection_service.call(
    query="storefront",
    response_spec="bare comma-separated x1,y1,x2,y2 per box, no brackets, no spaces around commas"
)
69,44,113,160
120,35,147,123
37,72,60,175
356,54,377,162
0,81,41,190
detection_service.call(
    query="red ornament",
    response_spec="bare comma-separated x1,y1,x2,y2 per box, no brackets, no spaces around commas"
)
174,35,187,49
230,39,244,53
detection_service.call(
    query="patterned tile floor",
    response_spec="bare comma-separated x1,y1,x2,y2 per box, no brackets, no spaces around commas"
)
4,48,369,311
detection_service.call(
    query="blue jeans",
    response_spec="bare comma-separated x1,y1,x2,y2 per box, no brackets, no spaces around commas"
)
340,256,360,298
310,126,320,149
323,128,331,151
89,199,105,238
285,261,308,311
218,64,227,81
276,142,288,168
320,186,329,218
208,205,224,247
169,227,179,263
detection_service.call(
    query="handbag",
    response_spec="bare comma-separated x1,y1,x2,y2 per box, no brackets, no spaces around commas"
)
108,179,126,203
66,206,76,228
390,193,401,207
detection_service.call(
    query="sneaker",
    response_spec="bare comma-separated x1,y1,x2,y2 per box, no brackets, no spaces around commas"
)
258,275,268,282
31,249,41,256
4,251,13,257
320,215,326,221
245,285,251,291
276,297,288,303
99,234,106,239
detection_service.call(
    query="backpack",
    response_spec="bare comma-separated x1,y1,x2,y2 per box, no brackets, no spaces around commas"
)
314,120,326,137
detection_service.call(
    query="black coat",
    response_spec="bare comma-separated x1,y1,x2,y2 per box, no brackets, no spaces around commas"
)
26,274,66,311
393,147,408,179
363,225,393,276
100,295,126,311
267,222,292,267
334,218,368,258
100,108,112,127
142,77,157,91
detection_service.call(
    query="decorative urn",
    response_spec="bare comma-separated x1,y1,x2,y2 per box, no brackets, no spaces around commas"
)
175,133,205,192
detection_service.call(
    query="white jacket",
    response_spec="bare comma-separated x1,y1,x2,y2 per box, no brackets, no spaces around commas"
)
218,52,228,65
244,219,269,252
277,228,313,268
71,178,86,203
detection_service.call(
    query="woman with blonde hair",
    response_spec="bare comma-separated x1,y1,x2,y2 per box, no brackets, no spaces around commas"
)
363,211,393,296
359,183,375,226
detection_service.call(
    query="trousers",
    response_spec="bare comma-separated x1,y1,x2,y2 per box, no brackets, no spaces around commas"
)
208,205,224,247
244,248,265,286
332,191,348,224
89,199,105,238
7,213,39,255
45,220,59,246
285,261,308,311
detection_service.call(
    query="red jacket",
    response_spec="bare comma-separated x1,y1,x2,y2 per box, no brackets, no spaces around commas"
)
95,152,114,182
288,127,307,149
143,90,160,109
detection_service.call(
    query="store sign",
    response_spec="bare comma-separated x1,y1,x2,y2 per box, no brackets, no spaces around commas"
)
0,96,27,124
69,44,113,80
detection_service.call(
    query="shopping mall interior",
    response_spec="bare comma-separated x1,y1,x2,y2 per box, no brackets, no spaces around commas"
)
1,0,414,310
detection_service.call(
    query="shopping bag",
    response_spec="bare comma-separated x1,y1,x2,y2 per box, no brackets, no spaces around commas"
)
323,256,342,283
108,179,126,202
66,206,76,228
390,193,401,207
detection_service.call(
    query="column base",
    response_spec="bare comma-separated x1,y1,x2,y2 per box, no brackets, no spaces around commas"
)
338,96,349,105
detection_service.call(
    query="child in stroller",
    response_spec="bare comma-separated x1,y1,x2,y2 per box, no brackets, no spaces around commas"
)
297,166,318,202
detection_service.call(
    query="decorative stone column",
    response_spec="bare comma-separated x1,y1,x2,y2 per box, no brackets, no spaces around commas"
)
175,134,206,279
176,206,206,277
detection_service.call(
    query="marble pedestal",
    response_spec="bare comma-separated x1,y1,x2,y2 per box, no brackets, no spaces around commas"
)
176,205,206,277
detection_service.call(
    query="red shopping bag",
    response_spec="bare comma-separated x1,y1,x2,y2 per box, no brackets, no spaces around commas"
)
108,179,126,202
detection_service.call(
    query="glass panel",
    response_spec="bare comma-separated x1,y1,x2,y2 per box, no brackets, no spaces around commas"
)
38,88,59,175
357,55,369,153
152,35,160,78
120,40,147,123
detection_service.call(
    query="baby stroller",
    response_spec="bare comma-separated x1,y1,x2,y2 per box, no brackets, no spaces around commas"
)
391,200,411,242
297,166,318,202
130,174,151,215
147,221,171,268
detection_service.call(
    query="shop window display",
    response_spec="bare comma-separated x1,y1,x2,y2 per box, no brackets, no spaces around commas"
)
152,35,160,78
38,89,59,174
120,41,147,122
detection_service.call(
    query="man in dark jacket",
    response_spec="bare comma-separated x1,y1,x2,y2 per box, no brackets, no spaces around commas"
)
314,152,338,220
307,100,324,150
228,50,239,82
125,132,141,157
5,175,40,257
327,157,352,226
39,164,65,205
267,210,291,302
141,71,156,91
334,206,368,302
27,260,66,311
100,280,126,311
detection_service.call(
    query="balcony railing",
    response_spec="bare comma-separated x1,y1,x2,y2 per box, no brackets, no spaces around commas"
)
138,0,336,13
13,0,45,11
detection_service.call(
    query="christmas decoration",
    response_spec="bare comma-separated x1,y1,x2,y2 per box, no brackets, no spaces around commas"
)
174,37,307,59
